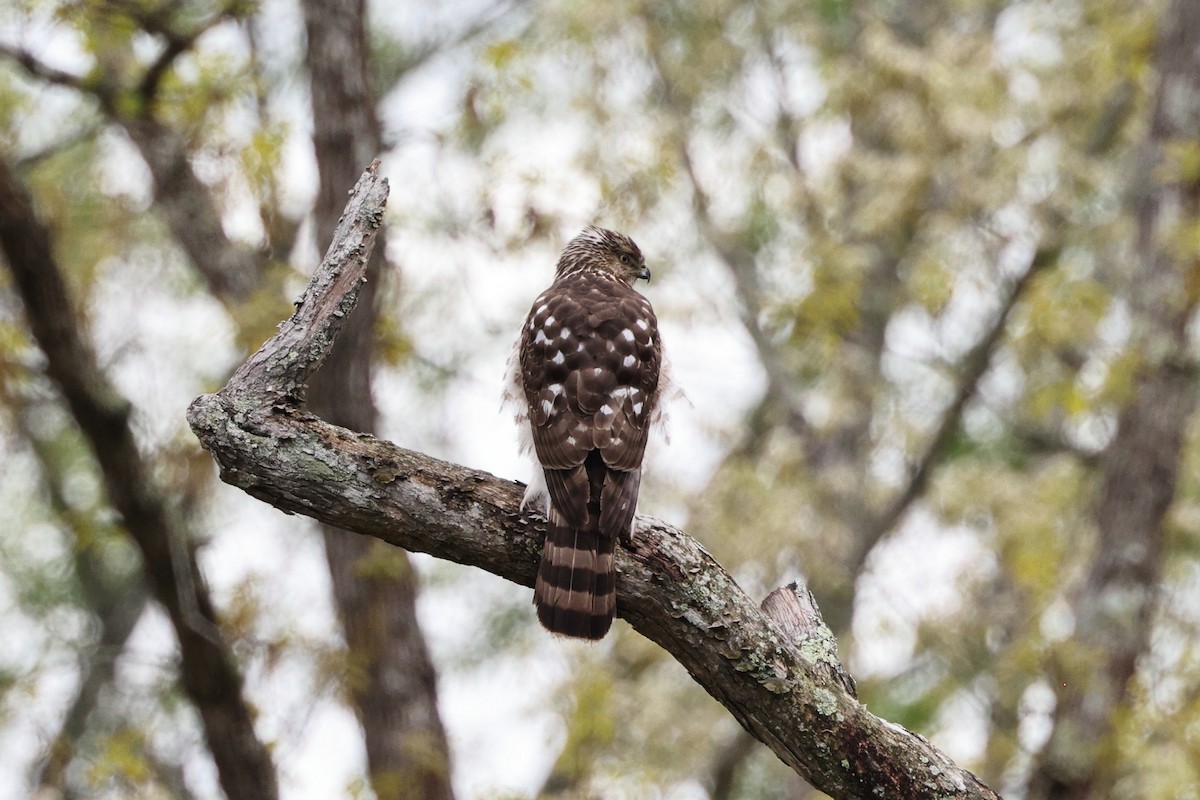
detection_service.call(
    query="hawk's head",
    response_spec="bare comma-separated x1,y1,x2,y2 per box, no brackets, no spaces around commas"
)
556,226,651,284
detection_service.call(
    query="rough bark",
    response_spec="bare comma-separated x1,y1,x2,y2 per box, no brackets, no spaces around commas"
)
1026,0,1200,796
188,161,1000,800
301,1,455,797
0,155,279,800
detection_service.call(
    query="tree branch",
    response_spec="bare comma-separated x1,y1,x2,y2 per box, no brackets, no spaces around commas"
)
0,39,264,304
0,44,96,93
0,363,153,793
0,154,278,800
135,2,247,102
11,396,152,792
847,240,1053,576
121,116,264,301
187,161,999,800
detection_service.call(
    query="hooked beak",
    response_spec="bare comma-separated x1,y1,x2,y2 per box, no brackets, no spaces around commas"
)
638,266,652,282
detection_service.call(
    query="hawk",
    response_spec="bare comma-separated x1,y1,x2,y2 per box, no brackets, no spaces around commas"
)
505,227,665,639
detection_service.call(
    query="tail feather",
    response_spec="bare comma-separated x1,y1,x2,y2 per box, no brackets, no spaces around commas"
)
534,515,616,639
535,451,621,639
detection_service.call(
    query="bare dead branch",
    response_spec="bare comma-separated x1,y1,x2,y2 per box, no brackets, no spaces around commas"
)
0,154,278,800
187,160,999,800
761,582,857,697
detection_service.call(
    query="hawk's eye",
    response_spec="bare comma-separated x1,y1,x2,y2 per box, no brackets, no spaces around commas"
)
619,254,631,265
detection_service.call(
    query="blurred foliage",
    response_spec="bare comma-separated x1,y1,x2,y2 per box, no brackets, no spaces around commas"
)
1,0,1198,798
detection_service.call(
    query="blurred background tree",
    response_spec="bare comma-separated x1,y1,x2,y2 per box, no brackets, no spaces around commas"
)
1,0,1198,798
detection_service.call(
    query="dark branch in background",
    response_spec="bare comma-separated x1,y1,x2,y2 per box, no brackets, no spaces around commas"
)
0,43,92,91
706,728,757,800
678,144,812,452
0,22,266,304
0,155,278,800
0,363,153,793
677,103,1011,630
18,407,151,792
243,19,301,255
143,748,204,800
120,0,266,302
371,0,532,98
1028,0,1200,795
136,1,242,101
188,161,1000,800
660,28,1055,638
15,121,104,168
845,241,1054,577
123,118,264,300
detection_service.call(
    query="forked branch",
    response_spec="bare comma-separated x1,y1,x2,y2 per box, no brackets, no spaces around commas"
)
187,160,999,800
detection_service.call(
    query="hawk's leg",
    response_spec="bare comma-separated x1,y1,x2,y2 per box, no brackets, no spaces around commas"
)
619,526,634,549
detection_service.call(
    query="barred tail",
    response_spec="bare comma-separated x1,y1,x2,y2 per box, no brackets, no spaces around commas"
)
534,513,616,639
535,451,616,639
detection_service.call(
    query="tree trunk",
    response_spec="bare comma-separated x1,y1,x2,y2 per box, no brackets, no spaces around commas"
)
1026,0,1200,795
301,2,455,797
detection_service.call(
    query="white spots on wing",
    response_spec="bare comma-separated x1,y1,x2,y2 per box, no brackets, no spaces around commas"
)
560,327,572,340
534,330,550,345
574,420,588,433
606,341,615,353
610,387,629,399
548,383,563,397
551,351,565,365
635,319,649,331
541,399,553,416
600,404,613,415
527,318,536,331
536,303,550,315
621,329,635,342
633,401,644,415
576,342,586,352
611,437,622,446
544,315,556,327
566,435,576,446
623,355,635,368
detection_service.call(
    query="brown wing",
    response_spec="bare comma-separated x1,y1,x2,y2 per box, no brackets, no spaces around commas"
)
519,271,661,539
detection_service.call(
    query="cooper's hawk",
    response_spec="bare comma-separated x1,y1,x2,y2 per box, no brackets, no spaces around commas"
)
505,227,665,639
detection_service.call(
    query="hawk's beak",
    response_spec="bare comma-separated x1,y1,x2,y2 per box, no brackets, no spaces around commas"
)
638,266,652,282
